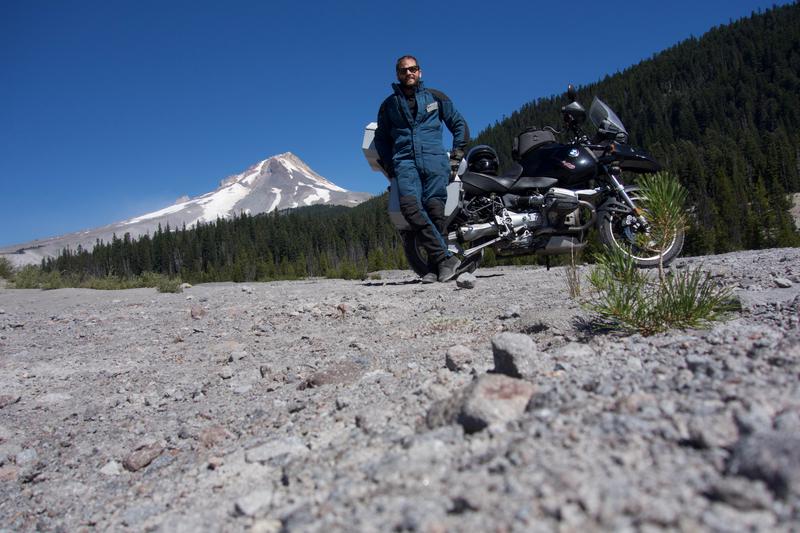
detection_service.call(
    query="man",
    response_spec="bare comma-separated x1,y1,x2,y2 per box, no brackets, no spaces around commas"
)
374,55,469,283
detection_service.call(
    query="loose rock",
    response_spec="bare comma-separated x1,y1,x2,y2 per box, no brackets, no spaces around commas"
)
234,488,274,517
245,437,308,464
491,332,539,379
428,374,536,433
99,460,123,476
456,273,477,289
198,425,232,448
0,395,21,409
445,344,474,372
122,444,163,472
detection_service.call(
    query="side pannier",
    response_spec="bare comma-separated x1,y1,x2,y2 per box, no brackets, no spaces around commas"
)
512,128,556,161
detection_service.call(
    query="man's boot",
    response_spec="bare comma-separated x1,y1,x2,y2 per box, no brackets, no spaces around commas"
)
437,255,461,282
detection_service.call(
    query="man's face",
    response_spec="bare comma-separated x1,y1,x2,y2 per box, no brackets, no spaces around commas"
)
396,58,421,88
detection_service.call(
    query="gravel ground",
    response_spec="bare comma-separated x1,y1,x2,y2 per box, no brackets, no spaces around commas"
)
1,248,799,532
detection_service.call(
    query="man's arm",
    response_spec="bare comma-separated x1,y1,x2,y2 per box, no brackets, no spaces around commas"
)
429,89,469,152
374,98,395,178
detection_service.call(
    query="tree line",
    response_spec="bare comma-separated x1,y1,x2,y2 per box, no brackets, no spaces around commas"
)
43,199,410,282
472,3,800,253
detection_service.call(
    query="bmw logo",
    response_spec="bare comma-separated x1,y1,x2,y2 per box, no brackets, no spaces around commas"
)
568,148,580,158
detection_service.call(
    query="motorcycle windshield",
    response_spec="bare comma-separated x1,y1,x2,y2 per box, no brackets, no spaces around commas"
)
589,97,628,135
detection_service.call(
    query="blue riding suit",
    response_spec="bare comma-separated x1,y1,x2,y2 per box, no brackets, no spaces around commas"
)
374,80,469,265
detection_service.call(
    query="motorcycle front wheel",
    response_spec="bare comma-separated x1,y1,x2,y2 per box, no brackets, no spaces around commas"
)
598,190,685,268
400,231,481,278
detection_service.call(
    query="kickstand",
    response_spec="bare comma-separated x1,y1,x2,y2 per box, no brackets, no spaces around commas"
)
545,256,551,271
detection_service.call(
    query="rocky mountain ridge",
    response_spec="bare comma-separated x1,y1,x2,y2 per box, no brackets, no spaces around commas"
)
0,247,799,531
0,153,371,267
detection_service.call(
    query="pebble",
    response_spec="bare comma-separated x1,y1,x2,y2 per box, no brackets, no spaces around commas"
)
198,425,232,448
445,344,474,372
122,444,163,472
99,460,123,476
552,342,595,361
190,305,206,319
455,273,477,289
245,436,308,464
15,448,38,466
706,477,773,510
0,394,21,409
234,488,274,517
305,360,364,387
499,305,521,319
626,357,644,372
774,277,793,288
287,399,306,413
335,396,351,410
251,519,283,533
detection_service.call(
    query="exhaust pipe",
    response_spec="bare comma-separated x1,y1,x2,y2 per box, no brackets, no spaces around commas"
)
459,222,497,241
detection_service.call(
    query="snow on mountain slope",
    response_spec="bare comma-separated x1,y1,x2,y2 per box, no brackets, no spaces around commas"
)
1,153,372,266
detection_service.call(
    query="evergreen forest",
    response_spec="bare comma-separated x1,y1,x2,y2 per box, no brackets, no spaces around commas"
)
42,3,800,282
473,3,800,253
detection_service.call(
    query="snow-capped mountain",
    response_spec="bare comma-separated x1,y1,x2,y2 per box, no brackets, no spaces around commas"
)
0,152,372,266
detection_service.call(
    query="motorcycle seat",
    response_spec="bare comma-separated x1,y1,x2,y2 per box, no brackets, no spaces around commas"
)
462,161,558,194
511,176,559,191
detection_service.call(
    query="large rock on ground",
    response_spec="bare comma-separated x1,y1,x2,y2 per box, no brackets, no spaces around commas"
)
427,374,536,433
491,332,539,379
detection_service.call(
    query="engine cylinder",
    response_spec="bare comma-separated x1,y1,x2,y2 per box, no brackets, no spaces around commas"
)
545,188,580,213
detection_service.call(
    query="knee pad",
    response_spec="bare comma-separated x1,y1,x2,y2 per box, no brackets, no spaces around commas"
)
424,199,445,220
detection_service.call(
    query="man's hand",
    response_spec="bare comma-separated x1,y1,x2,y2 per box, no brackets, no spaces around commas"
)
449,148,464,180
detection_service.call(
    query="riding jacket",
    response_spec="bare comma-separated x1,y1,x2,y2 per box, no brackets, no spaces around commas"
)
374,81,468,180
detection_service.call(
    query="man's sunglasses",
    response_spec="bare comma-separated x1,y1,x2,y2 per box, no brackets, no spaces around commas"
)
397,65,420,74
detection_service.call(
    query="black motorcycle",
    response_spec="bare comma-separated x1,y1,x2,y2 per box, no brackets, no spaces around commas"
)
362,85,684,277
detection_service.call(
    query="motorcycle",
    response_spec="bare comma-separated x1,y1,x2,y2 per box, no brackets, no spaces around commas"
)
361,85,684,278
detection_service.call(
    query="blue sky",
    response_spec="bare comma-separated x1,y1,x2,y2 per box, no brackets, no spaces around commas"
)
0,0,790,246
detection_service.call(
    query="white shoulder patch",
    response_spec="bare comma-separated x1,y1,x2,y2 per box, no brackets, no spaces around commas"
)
426,101,439,113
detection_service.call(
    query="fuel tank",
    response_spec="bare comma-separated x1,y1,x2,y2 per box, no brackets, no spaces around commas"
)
519,143,597,187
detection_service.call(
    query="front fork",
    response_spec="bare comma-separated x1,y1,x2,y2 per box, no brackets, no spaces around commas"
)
608,169,650,229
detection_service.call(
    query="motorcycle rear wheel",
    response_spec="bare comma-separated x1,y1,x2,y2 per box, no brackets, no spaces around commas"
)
400,231,481,278
598,191,685,268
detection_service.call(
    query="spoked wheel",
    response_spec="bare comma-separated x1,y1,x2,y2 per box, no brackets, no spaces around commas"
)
400,231,482,278
598,189,685,268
